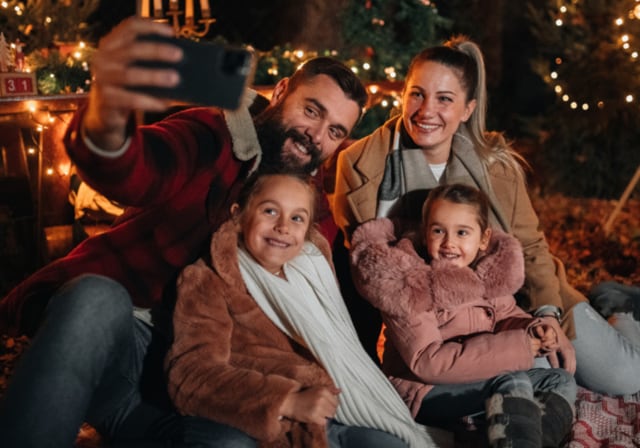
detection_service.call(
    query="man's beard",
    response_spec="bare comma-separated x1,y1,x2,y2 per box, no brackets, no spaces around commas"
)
254,105,322,174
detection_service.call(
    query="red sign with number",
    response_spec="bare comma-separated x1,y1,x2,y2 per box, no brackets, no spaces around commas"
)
0,73,37,96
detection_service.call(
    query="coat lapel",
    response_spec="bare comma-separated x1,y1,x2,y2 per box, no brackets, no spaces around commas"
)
347,119,396,223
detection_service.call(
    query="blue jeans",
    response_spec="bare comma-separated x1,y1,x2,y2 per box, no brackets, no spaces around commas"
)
415,368,576,425
0,274,256,448
327,420,409,448
572,300,640,395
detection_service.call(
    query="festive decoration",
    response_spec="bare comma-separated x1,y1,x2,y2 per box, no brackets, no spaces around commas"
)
26,42,94,95
528,0,640,198
0,0,99,54
531,0,640,113
0,33,10,72
139,0,217,39
0,1,98,95
247,0,450,137
0,72,37,96
0,31,37,96
338,0,451,82
13,39,25,72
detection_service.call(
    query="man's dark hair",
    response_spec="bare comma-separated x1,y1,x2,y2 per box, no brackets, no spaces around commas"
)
286,57,368,114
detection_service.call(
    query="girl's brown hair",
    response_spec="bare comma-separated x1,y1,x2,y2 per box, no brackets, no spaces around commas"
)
234,166,317,238
421,183,490,234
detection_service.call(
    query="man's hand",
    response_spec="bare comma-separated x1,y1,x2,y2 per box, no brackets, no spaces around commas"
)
540,316,576,373
279,386,340,425
84,16,183,151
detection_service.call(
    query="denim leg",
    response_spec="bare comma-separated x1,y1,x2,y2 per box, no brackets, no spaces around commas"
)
174,416,257,448
572,301,640,395
0,274,137,448
526,368,577,406
93,317,166,441
326,420,409,448
609,312,640,348
489,370,536,399
416,370,538,426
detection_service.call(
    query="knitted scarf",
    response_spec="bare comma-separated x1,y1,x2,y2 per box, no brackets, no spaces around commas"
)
237,243,438,448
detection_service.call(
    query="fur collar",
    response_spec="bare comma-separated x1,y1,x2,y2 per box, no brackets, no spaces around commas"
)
471,228,525,298
223,89,262,168
428,230,524,309
425,229,525,311
353,219,525,316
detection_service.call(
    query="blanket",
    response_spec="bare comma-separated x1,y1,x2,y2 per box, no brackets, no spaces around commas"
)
570,386,640,448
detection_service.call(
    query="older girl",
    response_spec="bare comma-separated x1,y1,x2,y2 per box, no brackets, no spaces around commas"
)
165,168,441,448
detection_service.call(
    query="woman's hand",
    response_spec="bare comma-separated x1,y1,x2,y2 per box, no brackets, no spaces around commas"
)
279,386,340,425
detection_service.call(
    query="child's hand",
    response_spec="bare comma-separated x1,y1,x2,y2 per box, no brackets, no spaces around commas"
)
529,335,542,357
279,386,340,425
532,323,559,354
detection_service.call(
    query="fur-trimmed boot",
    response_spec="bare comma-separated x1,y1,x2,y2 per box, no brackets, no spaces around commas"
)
486,393,542,448
537,392,574,447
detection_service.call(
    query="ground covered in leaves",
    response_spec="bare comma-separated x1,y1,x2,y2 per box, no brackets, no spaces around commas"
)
0,193,638,446
531,193,640,294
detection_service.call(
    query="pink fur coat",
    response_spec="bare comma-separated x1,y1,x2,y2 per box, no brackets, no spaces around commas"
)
350,218,544,416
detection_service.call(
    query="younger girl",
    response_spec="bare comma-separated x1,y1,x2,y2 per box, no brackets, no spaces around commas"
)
350,184,577,448
165,168,440,448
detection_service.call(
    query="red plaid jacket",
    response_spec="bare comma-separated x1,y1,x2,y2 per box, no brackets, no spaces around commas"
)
0,104,258,336
0,97,340,337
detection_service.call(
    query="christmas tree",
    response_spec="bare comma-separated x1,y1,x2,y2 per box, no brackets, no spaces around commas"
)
339,0,451,82
0,0,100,53
528,0,640,198
337,0,451,137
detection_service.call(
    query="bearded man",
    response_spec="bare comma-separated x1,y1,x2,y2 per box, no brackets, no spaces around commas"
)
0,16,367,448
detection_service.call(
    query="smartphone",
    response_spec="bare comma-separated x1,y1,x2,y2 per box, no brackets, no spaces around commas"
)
131,35,255,110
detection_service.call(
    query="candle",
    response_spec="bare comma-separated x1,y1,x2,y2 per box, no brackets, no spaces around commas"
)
153,0,162,18
139,0,149,17
200,0,210,18
186,0,194,19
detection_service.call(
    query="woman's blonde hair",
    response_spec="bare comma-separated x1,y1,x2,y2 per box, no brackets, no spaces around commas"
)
406,35,528,176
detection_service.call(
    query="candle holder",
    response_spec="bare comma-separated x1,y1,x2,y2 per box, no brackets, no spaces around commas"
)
165,10,217,39
139,0,216,39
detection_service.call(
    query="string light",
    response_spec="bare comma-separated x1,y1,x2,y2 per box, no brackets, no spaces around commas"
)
549,1,640,112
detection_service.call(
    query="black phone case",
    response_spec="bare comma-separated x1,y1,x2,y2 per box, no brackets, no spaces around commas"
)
132,35,254,110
